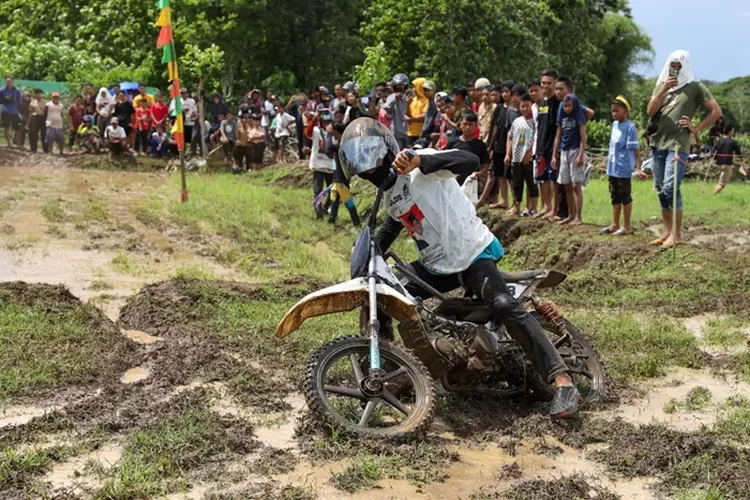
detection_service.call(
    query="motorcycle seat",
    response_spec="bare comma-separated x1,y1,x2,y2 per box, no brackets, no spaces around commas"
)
498,270,545,282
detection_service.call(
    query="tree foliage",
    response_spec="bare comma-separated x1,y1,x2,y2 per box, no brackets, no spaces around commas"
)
0,0,656,113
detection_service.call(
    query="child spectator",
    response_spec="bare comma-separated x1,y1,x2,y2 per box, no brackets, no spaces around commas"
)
406,78,430,146
272,103,295,163
151,93,169,130
534,71,560,219
308,110,336,218
113,91,135,147
601,95,642,235
505,94,538,216
713,124,742,195
219,111,237,168
477,86,495,143
132,84,154,109
210,113,225,149
28,89,47,153
16,90,30,148
248,113,266,171
234,113,252,172
528,79,542,119
436,97,458,149
134,99,153,155
105,117,127,157
67,95,85,152
483,82,515,209
447,112,489,189
45,92,65,155
452,86,469,123
77,115,101,154
552,93,587,226
328,121,361,227
150,125,169,158
83,83,97,120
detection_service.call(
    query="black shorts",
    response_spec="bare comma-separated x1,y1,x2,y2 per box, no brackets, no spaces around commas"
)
1,112,19,129
250,142,265,163
492,152,511,178
274,135,287,150
609,177,632,205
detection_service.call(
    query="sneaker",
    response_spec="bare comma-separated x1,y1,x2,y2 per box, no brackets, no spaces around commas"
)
549,385,582,420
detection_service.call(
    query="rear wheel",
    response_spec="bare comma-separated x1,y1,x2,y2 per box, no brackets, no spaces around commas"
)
304,335,436,442
527,313,607,405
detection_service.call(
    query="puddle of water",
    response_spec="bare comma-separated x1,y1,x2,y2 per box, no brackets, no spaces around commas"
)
120,366,150,385
605,367,750,431
45,441,123,491
253,393,307,450
122,329,164,345
0,404,60,428
683,314,719,339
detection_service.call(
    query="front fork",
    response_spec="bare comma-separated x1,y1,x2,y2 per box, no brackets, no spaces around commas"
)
367,239,382,377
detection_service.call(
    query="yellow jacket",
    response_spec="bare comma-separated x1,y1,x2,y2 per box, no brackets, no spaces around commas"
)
408,77,429,137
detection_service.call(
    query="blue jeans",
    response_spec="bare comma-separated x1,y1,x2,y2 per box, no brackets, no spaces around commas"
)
651,148,687,211
151,137,168,157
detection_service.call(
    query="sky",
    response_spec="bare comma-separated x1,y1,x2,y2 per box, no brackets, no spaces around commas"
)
629,0,750,82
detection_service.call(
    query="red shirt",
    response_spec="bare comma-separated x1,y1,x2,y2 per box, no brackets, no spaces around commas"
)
68,104,85,129
135,108,153,131
151,103,169,126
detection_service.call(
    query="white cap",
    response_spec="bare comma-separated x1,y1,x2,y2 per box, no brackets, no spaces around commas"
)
475,77,491,89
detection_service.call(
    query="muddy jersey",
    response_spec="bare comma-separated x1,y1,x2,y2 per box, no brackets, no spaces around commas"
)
384,149,494,274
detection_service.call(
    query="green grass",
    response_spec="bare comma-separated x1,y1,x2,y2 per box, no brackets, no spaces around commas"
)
582,176,750,229
0,446,75,489
675,487,726,500
93,393,254,499
704,317,750,347
0,288,132,400
664,387,713,414
111,252,142,276
136,168,417,283
567,312,704,384
172,266,217,280
714,396,750,444
40,199,68,223
3,235,39,251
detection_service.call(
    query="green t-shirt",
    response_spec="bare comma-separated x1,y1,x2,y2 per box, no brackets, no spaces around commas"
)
651,81,713,153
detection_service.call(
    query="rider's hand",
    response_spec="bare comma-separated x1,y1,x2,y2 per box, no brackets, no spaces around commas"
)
393,150,421,175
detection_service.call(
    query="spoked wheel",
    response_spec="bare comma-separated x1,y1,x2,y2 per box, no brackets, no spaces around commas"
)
304,335,436,442
527,312,607,405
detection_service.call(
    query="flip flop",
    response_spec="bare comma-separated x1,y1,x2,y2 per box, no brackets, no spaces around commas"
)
661,240,680,251
599,227,615,235
650,237,667,246
613,228,632,236
520,210,531,217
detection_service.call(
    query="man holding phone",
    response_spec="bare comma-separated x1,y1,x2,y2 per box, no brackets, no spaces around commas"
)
646,50,722,250
382,73,410,149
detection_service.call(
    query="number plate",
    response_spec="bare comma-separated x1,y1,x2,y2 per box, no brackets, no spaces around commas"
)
507,283,529,300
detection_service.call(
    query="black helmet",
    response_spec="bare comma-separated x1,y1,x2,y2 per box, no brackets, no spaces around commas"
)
339,117,400,180
392,73,409,87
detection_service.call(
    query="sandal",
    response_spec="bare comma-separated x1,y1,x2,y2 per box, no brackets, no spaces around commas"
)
599,226,616,235
520,210,531,217
650,237,668,246
613,228,632,236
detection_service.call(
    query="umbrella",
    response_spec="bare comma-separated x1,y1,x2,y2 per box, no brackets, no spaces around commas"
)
119,82,140,92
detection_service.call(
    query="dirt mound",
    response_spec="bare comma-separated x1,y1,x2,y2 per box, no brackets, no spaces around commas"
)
504,474,620,500
0,282,138,402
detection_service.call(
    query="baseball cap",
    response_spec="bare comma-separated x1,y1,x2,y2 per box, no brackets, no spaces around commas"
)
180,87,188,93
319,86,330,95
435,91,448,101
475,78,491,89
111,117,119,123
343,81,355,92
423,80,436,90
51,92,60,97
612,95,631,112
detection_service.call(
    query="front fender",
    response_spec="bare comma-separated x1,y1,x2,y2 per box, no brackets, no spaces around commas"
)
274,278,419,338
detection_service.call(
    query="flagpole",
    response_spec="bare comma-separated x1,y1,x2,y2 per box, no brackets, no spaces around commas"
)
155,0,188,202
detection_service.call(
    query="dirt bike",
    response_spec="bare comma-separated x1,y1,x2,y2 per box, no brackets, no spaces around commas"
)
275,172,606,442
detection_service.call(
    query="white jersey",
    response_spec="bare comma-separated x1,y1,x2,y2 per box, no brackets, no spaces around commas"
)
308,127,335,173
385,149,494,274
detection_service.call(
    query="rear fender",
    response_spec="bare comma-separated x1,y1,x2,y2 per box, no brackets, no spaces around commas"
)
274,278,419,338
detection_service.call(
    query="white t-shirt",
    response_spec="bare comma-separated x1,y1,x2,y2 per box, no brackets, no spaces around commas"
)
308,127,335,173
106,125,127,140
260,100,275,127
45,102,64,129
385,149,494,275
170,97,197,126
274,112,295,138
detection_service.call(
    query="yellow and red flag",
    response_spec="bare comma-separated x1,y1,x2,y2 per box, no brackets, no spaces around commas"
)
155,0,183,151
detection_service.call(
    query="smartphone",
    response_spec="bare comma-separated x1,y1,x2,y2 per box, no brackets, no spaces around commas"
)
668,67,680,79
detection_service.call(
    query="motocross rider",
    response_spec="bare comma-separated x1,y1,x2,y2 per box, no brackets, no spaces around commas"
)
339,117,581,419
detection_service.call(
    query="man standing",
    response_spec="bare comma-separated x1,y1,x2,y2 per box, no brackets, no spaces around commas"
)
67,95,85,152
45,92,65,155
0,76,22,147
261,90,277,144
406,78,431,147
534,70,561,219
28,88,47,153
646,50,721,249
132,84,155,110
382,73,409,149
172,88,196,146
83,83,97,121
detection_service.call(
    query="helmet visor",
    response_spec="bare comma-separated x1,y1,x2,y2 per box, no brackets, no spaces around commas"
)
340,135,389,179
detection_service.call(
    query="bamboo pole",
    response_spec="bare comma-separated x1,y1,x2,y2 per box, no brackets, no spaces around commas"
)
672,145,679,259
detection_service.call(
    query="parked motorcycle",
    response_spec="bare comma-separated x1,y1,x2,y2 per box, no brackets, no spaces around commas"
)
276,173,606,442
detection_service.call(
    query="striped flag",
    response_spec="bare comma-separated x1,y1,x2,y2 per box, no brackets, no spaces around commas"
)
155,0,183,151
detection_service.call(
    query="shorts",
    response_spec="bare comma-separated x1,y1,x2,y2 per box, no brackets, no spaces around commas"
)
492,152,511,178
534,154,557,183
46,127,64,145
608,177,632,205
250,142,265,163
274,135,287,150
717,164,733,188
1,112,19,129
558,148,585,185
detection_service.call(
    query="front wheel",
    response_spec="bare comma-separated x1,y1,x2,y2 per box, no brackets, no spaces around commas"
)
304,335,436,442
